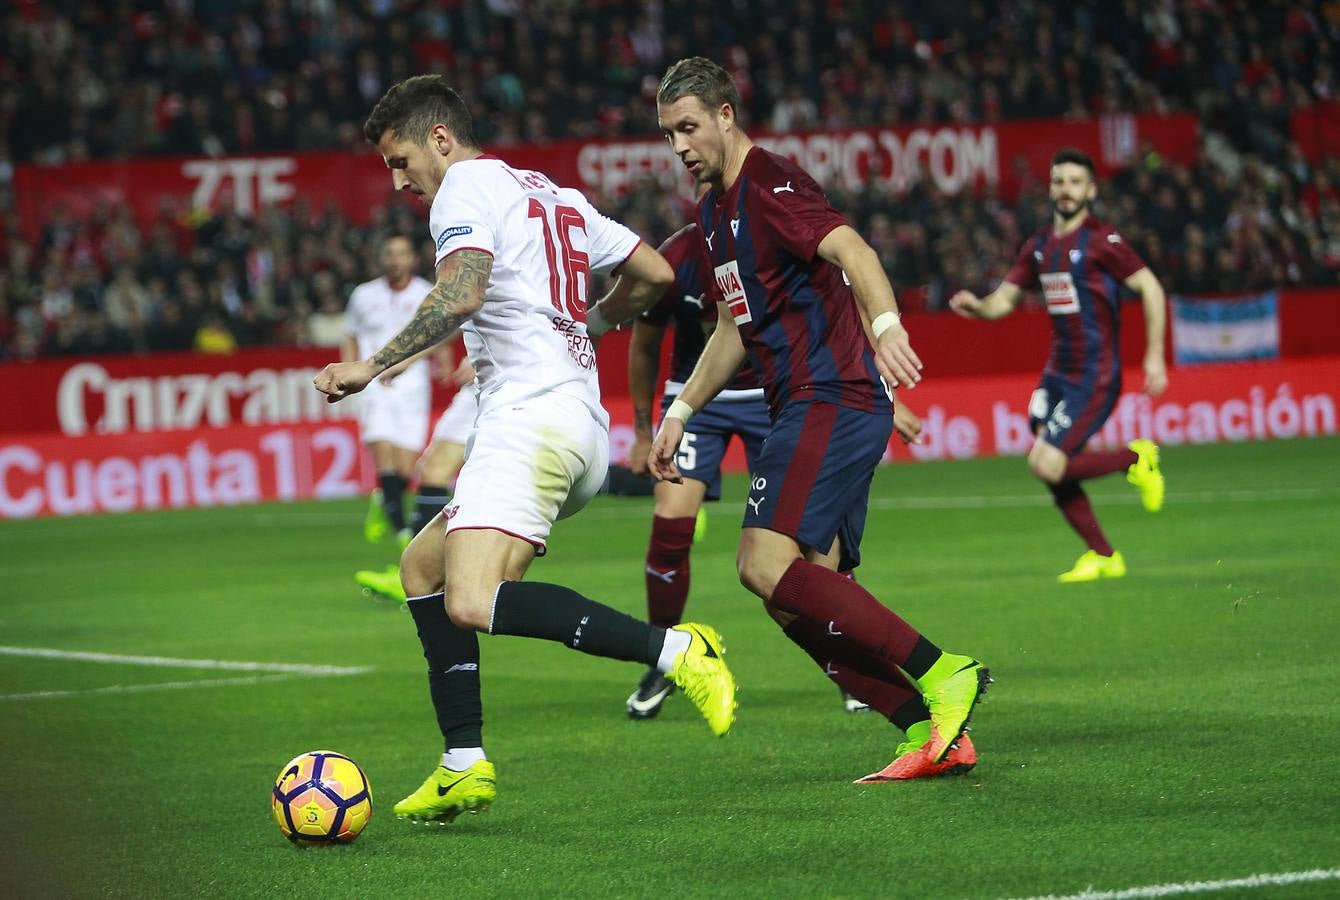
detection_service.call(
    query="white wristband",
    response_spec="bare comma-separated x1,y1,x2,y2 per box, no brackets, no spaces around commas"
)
871,311,902,339
585,305,614,337
665,399,695,422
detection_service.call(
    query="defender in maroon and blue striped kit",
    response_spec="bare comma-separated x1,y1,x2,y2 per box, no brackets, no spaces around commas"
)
952,147,1169,584
650,56,991,781
697,146,895,566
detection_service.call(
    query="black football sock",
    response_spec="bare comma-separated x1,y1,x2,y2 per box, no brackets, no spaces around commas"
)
378,471,408,533
412,484,451,535
890,696,932,733
899,636,943,681
406,591,483,751
490,581,665,665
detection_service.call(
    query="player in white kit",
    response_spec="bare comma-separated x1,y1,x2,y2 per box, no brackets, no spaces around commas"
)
342,234,433,547
355,348,478,602
314,75,737,824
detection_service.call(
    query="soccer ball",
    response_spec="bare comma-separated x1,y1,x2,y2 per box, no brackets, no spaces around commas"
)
271,750,372,844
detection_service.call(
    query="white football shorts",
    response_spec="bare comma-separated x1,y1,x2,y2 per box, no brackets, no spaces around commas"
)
357,379,430,451
430,386,480,446
443,390,608,553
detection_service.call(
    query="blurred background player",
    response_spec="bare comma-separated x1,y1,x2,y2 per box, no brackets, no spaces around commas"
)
650,57,987,781
950,148,1168,583
316,75,737,823
356,349,478,602
343,234,433,549
620,218,771,718
621,217,924,719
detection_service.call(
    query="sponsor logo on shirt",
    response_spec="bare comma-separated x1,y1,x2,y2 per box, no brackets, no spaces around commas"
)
436,225,473,250
714,260,751,325
1040,271,1081,315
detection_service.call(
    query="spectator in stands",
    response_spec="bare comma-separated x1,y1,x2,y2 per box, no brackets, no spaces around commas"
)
194,312,237,355
3,1,1340,354
307,288,348,348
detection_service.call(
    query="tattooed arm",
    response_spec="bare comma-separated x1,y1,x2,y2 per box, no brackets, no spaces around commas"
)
314,250,493,402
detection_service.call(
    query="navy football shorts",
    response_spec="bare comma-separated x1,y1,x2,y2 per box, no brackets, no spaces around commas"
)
660,392,771,500
743,399,890,571
1028,373,1122,455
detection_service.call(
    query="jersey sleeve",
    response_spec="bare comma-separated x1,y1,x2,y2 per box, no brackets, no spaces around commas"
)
639,227,699,326
754,174,849,262
1093,229,1147,281
1004,236,1040,289
429,172,499,266
561,189,641,275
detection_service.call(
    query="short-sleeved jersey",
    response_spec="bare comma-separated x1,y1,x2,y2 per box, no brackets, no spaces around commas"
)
697,146,889,417
638,223,762,397
429,155,642,426
344,274,435,395
1005,216,1147,386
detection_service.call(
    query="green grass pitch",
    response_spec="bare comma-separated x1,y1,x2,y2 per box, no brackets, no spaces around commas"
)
3,438,1338,899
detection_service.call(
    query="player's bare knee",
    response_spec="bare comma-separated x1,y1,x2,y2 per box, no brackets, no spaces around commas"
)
736,550,779,599
401,563,440,600
1028,447,1066,484
442,585,489,632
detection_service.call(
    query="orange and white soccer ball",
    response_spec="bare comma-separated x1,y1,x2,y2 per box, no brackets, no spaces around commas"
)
271,750,372,844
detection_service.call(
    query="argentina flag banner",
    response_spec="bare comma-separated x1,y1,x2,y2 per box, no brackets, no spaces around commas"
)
1171,292,1280,365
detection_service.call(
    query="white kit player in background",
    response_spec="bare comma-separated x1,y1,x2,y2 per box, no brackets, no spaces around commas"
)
343,234,434,548
355,347,479,604
315,75,736,823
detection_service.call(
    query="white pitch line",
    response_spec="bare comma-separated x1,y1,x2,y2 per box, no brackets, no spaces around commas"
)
572,485,1337,519
0,646,371,676
1015,866,1340,900
0,673,301,701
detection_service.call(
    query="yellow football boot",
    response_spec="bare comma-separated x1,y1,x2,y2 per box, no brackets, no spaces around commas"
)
666,623,737,736
1126,439,1164,512
393,760,497,823
1057,549,1127,583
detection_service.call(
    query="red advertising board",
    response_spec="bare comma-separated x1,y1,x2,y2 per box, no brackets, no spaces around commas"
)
0,420,375,519
5,356,1335,519
4,347,348,436
12,114,1198,237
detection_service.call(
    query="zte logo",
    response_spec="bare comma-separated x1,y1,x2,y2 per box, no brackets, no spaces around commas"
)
181,158,297,216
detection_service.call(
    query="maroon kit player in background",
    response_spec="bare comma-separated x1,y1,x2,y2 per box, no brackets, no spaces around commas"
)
649,56,988,782
951,148,1168,583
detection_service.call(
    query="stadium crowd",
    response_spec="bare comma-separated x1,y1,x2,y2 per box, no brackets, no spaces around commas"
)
2,1,1340,358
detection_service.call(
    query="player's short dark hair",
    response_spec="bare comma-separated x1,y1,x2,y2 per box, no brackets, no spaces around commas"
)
657,57,742,116
1051,147,1096,178
363,75,479,149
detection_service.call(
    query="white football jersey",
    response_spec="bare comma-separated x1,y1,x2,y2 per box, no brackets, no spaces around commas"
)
428,155,641,426
344,274,435,396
